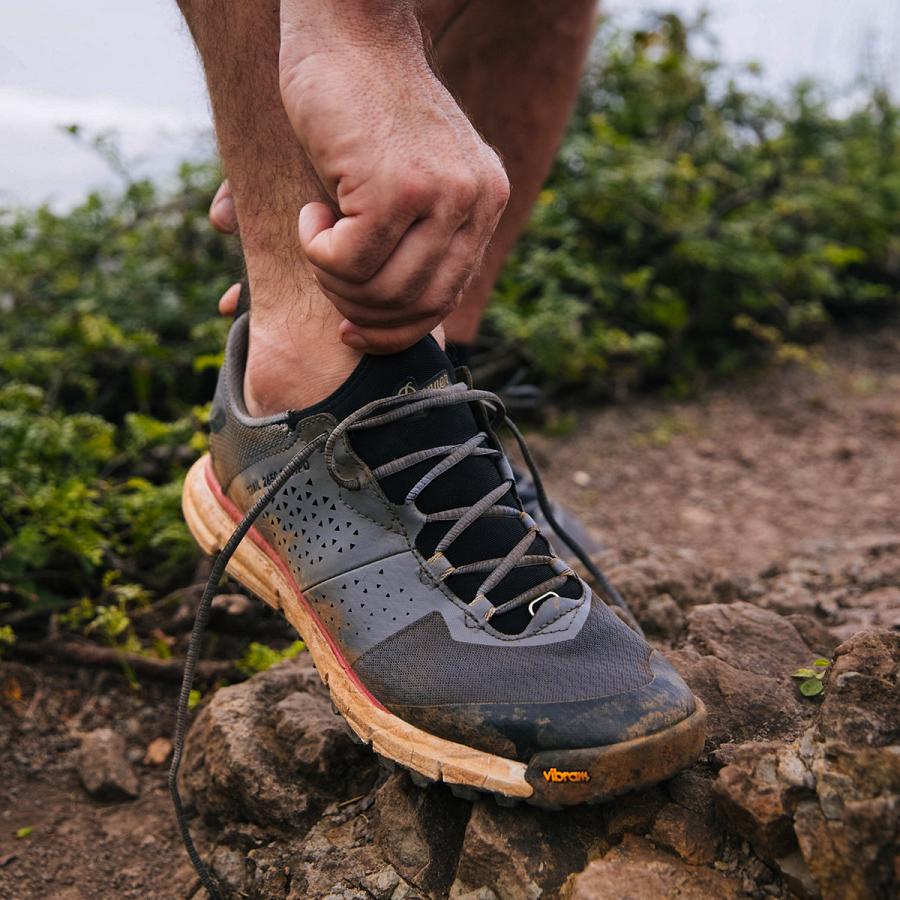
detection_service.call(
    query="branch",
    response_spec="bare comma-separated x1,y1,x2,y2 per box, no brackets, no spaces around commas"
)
10,640,239,684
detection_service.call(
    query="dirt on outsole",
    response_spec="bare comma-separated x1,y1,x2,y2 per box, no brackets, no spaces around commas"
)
1,325,898,899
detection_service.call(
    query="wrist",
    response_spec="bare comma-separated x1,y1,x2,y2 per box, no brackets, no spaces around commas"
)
279,0,423,73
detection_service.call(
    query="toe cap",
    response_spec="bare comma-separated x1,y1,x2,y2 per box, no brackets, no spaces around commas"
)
390,651,696,761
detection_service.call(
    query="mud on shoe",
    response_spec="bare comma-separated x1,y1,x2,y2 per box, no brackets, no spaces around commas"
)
176,313,705,824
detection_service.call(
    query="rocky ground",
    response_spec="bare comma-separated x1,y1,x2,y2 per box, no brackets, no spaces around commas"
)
0,328,898,899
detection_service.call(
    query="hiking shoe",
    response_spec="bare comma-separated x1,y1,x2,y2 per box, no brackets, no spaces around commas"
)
181,314,705,807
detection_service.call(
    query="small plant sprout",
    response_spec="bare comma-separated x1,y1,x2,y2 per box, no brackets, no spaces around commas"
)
791,657,831,698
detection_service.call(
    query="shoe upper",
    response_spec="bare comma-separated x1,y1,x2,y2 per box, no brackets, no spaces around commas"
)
208,316,695,760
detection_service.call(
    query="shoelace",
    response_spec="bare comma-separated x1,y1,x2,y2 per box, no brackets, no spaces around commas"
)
169,383,641,899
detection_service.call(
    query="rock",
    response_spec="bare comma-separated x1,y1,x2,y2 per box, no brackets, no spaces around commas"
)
604,786,667,838
818,630,900,747
76,728,139,801
373,774,469,894
773,850,819,899
211,593,253,616
650,803,719,865
792,632,900,900
273,691,364,780
668,650,807,747
712,742,814,860
665,768,716,822
605,548,747,629
452,802,607,900
143,736,172,767
565,834,743,900
784,615,839,658
685,602,814,678
642,592,685,637
180,659,376,829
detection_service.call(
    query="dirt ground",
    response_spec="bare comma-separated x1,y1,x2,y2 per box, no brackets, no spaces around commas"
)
1,325,898,899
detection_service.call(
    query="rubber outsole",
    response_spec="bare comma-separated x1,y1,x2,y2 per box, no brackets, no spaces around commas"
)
182,454,706,808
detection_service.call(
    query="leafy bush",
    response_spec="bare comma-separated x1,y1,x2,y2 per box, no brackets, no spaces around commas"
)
1,13,897,647
0,163,237,643
486,14,900,397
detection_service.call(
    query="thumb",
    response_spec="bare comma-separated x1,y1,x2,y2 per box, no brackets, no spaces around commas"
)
299,202,338,250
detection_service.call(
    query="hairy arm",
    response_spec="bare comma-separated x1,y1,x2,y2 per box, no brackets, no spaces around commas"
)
276,0,509,352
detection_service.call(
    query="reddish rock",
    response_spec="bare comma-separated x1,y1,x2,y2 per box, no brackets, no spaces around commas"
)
711,742,814,860
685,601,814,678
650,803,719,865
565,834,743,900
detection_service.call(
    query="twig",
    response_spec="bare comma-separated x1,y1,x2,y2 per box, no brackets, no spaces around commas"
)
11,640,239,684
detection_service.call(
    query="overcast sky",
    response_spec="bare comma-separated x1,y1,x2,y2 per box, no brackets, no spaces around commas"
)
2,0,898,208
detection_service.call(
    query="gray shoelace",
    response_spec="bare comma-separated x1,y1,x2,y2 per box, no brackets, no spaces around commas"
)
170,383,640,899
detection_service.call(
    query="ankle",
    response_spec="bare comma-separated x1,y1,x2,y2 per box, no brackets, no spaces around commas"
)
244,322,361,416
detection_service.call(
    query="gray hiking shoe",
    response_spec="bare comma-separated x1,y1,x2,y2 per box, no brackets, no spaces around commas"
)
178,314,705,813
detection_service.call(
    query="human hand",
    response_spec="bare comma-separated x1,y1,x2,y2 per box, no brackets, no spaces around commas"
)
278,1,509,353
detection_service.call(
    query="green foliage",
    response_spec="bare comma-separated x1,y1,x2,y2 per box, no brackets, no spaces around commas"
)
0,624,14,659
0,14,897,652
792,657,831,698
236,640,307,676
487,14,900,396
0,160,237,643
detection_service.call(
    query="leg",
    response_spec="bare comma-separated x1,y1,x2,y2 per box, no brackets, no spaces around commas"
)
434,0,597,344
177,0,361,415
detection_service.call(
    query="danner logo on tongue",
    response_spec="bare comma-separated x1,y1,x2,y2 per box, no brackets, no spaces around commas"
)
396,371,451,395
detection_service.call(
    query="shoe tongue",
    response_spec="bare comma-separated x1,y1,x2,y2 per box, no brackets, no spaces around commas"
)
306,337,573,632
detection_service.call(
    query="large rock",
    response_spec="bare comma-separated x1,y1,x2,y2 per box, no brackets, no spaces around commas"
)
711,742,814,859
564,834,743,900
650,803,719,865
792,631,900,900
174,539,899,899
451,801,609,900
76,727,140,801
373,773,469,894
180,659,374,829
710,630,900,900
668,649,808,747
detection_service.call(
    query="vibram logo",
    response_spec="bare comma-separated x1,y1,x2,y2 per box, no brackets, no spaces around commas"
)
542,768,591,783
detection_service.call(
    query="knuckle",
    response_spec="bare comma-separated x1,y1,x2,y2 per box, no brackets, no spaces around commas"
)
445,172,479,216
485,166,510,210
393,176,435,214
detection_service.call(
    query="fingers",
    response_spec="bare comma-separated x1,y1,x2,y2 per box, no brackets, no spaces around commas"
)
337,225,480,353
299,163,509,354
299,201,417,283
311,216,456,317
209,180,238,235
339,315,446,354
218,282,242,317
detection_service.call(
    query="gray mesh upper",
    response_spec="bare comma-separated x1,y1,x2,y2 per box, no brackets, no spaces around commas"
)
352,599,652,706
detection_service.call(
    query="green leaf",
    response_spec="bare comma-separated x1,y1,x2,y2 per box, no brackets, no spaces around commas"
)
814,658,830,667
800,678,825,697
16,826,33,839
792,668,816,679
188,689,202,710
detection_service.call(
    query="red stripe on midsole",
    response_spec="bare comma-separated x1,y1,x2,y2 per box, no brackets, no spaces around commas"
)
203,457,386,712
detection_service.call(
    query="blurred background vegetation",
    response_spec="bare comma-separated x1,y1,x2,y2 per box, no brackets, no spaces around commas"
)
1,15,897,662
